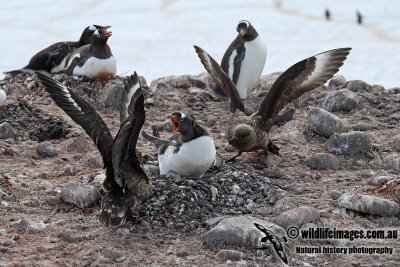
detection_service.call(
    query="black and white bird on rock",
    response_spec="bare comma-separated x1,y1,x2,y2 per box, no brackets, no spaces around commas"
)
217,20,267,100
4,25,109,76
35,71,152,226
142,112,216,177
194,45,351,163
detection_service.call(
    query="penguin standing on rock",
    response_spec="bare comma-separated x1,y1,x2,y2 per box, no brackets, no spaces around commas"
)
142,112,216,177
195,45,351,163
35,71,152,226
4,25,109,76
64,28,116,79
218,20,267,99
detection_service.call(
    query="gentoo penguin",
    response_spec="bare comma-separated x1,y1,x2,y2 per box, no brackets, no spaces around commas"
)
35,71,152,226
218,20,266,99
142,113,216,177
0,89,6,106
4,25,109,76
195,45,351,162
63,28,116,79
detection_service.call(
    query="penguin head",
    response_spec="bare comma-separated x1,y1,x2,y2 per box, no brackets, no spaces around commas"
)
170,112,197,142
229,124,256,148
236,20,258,41
91,28,112,45
80,25,111,44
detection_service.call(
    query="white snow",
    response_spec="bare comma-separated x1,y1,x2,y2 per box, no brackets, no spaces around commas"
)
0,0,399,88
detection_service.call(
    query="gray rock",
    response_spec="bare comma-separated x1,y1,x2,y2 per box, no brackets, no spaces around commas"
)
204,216,286,249
274,197,298,212
37,141,58,157
308,153,340,170
330,190,343,200
393,134,400,152
338,194,400,216
205,216,224,227
320,89,359,112
353,122,371,131
274,105,295,126
262,154,282,168
370,176,391,186
67,137,90,152
61,181,100,208
326,131,371,155
307,107,348,137
384,155,400,171
275,206,320,230
0,122,16,139
86,156,103,168
217,249,247,261
345,80,371,92
58,229,89,242
116,228,130,235
18,218,47,234
328,75,346,88
0,188,6,200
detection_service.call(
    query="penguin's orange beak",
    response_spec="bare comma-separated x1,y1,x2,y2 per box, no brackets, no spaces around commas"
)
103,26,111,30
170,116,180,133
104,31,112,37
240,29,246,37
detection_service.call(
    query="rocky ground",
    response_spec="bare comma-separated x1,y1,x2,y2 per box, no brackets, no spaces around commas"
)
0,72,400,266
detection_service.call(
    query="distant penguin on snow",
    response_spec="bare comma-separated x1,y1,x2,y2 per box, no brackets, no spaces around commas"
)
64,28,116,79
219,20,267,99
142,113,216,177
4,25,109,76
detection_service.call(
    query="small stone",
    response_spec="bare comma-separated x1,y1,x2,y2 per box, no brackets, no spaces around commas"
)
86,156,103,168
176,250,189,258
63,166,78,176
205,217,224,227
231,184,241,195
384,155,400,171
345,80,371,92
320,89,359,112
104,250,126,263
0,122,16,139
61,181,100,208
19,218,47,234
328,75,346,88
275,206,320,230
116,228,130,235
274,105,295,126
330,190,343,200
225,144,236,153
338,194,400,216
308,153,340,170
274,197,297,212
263,154,282,168
67,137,90,152
393,135,400,152
204,216,286,249
58,229,88,242
353,122,371,131
326,131,371,155
217,249,247,261
47,196,63,206
37,141,58,157
0,188,6,200
307,107,348,137
370,176,391,186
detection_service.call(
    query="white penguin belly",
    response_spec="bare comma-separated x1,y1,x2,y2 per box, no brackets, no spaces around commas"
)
0,89,6,106
158,136,216,177
236,37,266,99
51,56,68,73
73,56,116,79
